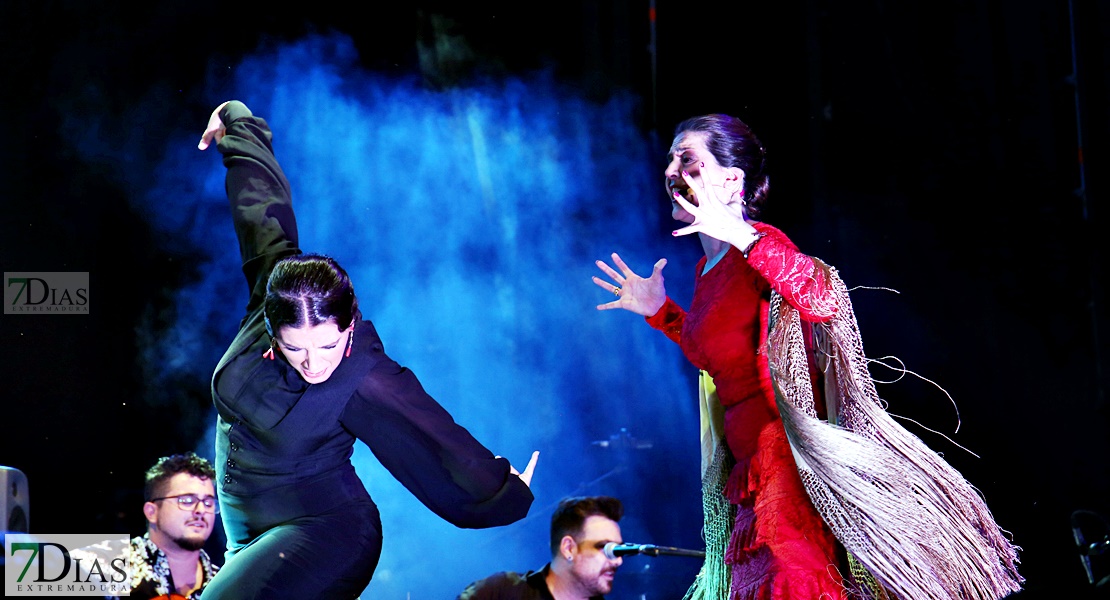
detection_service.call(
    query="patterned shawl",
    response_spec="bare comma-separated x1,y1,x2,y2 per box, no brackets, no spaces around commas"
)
767,260,1023,599
685,260,1023,600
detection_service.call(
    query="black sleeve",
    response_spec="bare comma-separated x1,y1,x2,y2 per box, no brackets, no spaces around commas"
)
215,101,301,320
338,357,534,529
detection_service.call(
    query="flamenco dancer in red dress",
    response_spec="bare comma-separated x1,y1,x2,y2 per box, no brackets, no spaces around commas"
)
594,114,1022,599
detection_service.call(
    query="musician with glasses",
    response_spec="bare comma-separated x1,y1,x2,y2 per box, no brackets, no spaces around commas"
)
127,452,222,599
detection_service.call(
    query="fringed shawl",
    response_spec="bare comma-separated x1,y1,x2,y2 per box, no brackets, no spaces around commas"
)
767,260,1023,599
683,373,736,600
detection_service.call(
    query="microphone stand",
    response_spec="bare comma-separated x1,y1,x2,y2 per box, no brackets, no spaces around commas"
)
605,543,705,560
635,544,705,559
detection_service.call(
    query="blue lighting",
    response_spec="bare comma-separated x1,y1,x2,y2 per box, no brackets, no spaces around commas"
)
120,33,703,597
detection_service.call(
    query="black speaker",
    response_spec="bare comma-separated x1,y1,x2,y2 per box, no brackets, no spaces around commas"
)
0,466,29,533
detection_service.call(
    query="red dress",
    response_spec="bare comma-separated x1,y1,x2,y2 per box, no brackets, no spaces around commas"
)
647,222,846,599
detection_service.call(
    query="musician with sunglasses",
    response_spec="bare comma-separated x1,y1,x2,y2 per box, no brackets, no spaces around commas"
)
127,452,222,600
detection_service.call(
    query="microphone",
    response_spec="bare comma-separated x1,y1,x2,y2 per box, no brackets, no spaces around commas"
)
1071,509,1110,586
1090,538,1110,556
602,542,705,560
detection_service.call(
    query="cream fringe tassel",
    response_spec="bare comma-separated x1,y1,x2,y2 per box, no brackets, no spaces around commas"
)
768,262,1023,599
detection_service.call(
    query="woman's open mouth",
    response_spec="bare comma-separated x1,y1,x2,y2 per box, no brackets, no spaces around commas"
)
670,182,696,204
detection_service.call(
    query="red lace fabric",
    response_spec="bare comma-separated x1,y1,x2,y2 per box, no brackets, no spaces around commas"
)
647,223,846,599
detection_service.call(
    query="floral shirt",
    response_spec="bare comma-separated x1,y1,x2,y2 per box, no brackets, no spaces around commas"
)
124,534,219,599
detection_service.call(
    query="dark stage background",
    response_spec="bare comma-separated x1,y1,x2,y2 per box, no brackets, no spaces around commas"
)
2,1,1109,598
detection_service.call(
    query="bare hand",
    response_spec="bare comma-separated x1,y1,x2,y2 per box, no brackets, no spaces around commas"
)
593,253,667,316
197,101,231,150
671,162,754,243
505,451,540,488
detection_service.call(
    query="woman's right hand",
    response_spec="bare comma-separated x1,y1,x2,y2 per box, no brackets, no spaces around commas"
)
197,101,231,150
593,253,668,316
500,451,540,488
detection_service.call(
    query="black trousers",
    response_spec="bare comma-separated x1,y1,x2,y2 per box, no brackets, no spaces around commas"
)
203,498,382,599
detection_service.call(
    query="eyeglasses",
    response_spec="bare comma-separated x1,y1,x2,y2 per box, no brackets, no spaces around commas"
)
149,494,220,514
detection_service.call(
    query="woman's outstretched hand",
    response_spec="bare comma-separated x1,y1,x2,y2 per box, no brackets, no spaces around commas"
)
505,451,540,488
197,101,231,150
672,162,758,248
593,253,668,316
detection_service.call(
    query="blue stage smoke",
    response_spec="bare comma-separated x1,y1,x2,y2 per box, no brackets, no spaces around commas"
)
85,33,706,597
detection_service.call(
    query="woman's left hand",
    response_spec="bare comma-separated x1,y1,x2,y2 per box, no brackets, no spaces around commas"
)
198,101,230,150
672,162,759,248
504,450,540,488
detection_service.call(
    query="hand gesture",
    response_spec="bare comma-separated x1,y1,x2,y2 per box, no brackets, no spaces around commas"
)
593,253,667,316
672,162,757,246
197,101,231,150
504,451,540,488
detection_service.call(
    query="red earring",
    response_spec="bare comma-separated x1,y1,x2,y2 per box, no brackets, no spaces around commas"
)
345,327,354,358
262,338,275,360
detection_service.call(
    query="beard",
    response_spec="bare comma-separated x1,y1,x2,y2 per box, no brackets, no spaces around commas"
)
595,569,618,595
172,532,208,551
584,573,615,596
